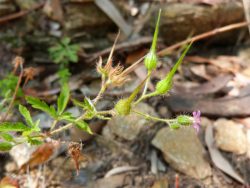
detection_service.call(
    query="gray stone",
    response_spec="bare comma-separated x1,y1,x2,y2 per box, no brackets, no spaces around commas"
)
214,119,247,155
152,127,212,179
107,102,157,140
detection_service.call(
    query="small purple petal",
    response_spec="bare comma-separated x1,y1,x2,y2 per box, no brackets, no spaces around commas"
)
192,110,201,134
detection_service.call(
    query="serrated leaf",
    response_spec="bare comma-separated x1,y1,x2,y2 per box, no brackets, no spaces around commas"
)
0,133,13,142
19,105,33,127
166,42,192,80
84,98,95,112
26,96,56,118
75,121,93,134
0,142,13,151
58,112,75,122
28,138,43,145
57,83,70,115
62,37,70,45
33,119,41,132
0,122,31,132
71,98,85,108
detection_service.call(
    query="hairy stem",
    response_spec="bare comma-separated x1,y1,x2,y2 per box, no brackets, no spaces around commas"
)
50,120,58,131
1,63,23,122
132,110,175,125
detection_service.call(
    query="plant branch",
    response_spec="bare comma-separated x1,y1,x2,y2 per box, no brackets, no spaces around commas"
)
1,63,24,122
132,110,175,125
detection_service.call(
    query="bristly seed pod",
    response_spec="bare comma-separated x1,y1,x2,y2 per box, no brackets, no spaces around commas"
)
177,115,193,126
154,42,192,95
115,76,149,116
144,9,161,71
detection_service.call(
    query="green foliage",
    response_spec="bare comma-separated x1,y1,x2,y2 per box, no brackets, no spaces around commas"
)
19,105,40,132
0,122,31,132
57,83,70,115
0,142,13,151
0,133,14,142
0,74,23,111
49,37,80,65
26,96,57,118
49,37,80,83
75,120,93,134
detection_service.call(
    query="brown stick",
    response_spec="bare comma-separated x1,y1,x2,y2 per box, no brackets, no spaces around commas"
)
0,3,44,25
1,60,24,122
158,21,249,56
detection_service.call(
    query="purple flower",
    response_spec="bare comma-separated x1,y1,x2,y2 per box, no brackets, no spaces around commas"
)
192,110,201,133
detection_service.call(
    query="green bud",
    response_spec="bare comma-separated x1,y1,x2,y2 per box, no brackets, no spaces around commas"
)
154,42,193,95
144,9,161,71
155,76,172,95
144,51,158,71
177,115,192,126
114,98,131,116
169,122,181,129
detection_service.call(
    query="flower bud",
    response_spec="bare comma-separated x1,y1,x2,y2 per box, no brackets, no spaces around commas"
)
153,42,193,96
144,10,161,71
155,76,172,95
177,115,193,126
114,98,131,116
144,51,158,71
169,122,181,129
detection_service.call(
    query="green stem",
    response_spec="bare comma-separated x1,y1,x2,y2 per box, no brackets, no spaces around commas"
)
50,109,114,136
93,79,108,105
132,110,175,125
134,71,152,105
97,110,115,116
50,120,58,131
50,113,86,135
134,91,157,105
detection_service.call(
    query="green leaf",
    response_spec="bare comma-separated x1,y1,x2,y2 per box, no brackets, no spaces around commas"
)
71,98,85,108
0,142,13,151
75,120,93,134
0,133,14,142
151,9,161,53
83,98,95,112
27,138,43,145
58,112,75,122
26,96,57,118
62,37,70,45
0,122,31,132
57,83,70,115
167,42,192,79
19,104,33,127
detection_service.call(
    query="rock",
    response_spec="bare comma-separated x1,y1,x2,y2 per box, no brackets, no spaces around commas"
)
9,143,37,168
247,129,250,158
214,119,247,155
152,127,211,179
151,178,169,188
107,102,157,140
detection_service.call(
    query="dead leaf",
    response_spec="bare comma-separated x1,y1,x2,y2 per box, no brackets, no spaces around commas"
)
190,64,212,80
43,0,64,23
21,141,60,170
94,0,132,37
205,125,244,183
173,74,233,96
0,176,19,188
165,94,250,117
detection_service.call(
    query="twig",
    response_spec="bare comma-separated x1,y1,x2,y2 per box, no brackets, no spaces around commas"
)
0,3,44,25
158,21,250,56
83,37,153,63
1,61,24,121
